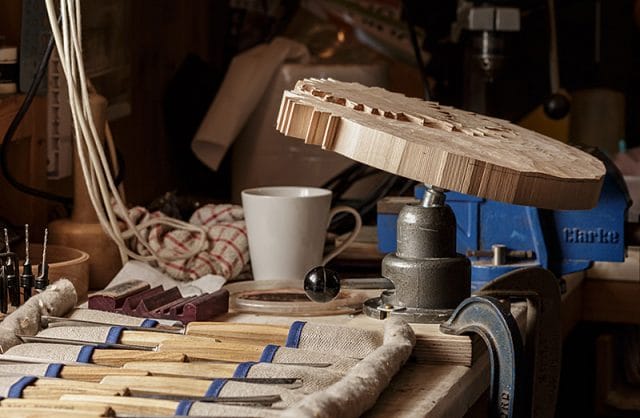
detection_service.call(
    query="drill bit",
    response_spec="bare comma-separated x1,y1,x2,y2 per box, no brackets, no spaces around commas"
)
35,228,49,291
0,264,7,314
3,228,19,307
20,224,33,301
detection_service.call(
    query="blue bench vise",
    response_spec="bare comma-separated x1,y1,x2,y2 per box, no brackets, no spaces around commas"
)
377,162,631,289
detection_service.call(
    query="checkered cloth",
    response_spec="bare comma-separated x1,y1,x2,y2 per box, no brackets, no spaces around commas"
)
123,204,248,281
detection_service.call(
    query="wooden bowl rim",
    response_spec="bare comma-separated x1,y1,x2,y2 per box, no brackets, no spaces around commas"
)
24,243,90,267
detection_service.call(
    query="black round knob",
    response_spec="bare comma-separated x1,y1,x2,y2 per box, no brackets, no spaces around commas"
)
543,93,571,120
304,266,341,303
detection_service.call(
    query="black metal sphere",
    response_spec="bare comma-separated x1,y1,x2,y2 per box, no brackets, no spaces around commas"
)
543,93,571,120
304,266,341,303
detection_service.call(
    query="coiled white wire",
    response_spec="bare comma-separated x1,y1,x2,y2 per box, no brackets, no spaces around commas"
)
45,0,208,266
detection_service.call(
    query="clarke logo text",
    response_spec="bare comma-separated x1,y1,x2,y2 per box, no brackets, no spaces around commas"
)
563,228,619,244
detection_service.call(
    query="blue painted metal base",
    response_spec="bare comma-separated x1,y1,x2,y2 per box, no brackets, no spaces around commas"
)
377,169,629,285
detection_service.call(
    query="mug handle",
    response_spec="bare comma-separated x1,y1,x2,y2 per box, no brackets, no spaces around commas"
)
322,206,362,265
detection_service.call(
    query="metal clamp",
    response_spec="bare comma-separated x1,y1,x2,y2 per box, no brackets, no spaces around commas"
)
440,267,562,418
441,295,523,418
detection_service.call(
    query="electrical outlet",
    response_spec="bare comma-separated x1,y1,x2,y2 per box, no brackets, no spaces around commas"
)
46,49,73,180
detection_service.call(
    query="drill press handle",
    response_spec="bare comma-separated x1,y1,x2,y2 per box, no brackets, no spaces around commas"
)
303,266,393,303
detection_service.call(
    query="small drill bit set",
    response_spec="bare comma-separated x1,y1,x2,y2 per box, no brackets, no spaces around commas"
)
0,225,49,313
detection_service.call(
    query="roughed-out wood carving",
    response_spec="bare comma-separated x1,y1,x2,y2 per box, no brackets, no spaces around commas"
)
276,78,605,210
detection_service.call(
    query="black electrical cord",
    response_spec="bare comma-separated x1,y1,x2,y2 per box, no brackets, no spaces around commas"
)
0,35,73,208
0,28,125,213
404,0,433,101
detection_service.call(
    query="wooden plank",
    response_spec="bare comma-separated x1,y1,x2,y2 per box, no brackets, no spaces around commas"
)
334,225,384,262
587,246,640,282
277,79,605,210
561,271,584,339
365,353,490,418
583,280,640,324
0,95,49,234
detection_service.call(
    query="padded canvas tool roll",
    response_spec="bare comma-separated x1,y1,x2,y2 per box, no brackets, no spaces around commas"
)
0,279,77,352
283,321,382,359
0,319,414,417
232,362,343,392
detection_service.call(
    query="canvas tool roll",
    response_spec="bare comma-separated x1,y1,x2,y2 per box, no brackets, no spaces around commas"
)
3,343,98,364
0,279,77,352
232,362,343,392
0,363,63,379
282,321,383,359
181,318,416,417
0,319,414,417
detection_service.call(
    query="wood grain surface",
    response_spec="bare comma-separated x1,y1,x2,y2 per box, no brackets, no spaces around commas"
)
277,78,605,210
60,394,177,416
0,399,113,416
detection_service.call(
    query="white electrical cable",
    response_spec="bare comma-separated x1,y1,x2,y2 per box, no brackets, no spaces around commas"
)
45,0,208,266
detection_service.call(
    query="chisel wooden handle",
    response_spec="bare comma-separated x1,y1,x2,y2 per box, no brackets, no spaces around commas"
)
100,375,212,397
118,330,218,348
22,378,129,399
0,399,114,416
60,394,177,416
122,361,237,379
185,322,290,346
108,334,265,363
157,340,264,362
59,365,150,383
0,409,105,417
115,329,279,352
89,350,186,367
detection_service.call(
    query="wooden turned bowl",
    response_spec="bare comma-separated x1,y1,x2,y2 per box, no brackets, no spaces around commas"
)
17,244,90,301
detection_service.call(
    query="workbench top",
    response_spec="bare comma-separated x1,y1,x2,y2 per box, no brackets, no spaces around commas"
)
218,270,585,418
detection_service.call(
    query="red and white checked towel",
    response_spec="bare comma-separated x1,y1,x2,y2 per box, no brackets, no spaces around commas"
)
123,204,248,281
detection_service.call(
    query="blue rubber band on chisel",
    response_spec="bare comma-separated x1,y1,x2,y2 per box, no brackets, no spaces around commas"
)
285,321,306,348
8,376,37,398
175,400,193,415
44,363,64,377
259,344,279,362
233,362,255,378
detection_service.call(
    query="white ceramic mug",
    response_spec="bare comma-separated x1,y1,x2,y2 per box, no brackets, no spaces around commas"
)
241,186,362,281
